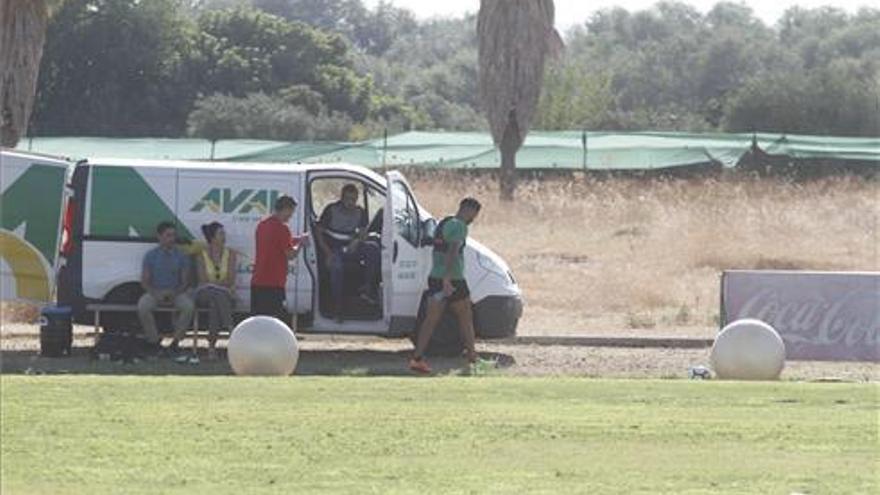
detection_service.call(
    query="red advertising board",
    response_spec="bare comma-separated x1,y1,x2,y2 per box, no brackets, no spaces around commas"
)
721,270,879,362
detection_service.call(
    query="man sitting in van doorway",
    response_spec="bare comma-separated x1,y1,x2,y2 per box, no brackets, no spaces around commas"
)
316,184,381,321
137,221,195,357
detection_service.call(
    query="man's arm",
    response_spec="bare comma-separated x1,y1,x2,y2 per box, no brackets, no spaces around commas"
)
141,260,154,295
441,221,466,295
285,243,300,260
441,240,462,296
349,207,369,248
176,256,191,295
283,225,300,260
315,206,334,258
225,251,237,288
195,255,209,286
315,225,332,256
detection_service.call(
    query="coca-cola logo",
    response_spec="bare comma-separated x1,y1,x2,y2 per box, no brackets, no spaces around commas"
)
735,287,879,349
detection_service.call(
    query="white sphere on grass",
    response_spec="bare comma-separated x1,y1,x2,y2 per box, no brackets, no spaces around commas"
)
710,318,785,380
228,316,299,376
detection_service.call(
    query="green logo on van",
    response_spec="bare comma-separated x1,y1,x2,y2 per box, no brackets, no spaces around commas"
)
90,166,193,239
191,188,281,215
1,163,66,262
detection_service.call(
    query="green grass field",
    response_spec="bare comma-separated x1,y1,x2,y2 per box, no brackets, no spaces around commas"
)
1,376,877,494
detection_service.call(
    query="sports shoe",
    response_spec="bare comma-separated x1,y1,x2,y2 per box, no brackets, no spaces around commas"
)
469,357,497,376
408,357,432,375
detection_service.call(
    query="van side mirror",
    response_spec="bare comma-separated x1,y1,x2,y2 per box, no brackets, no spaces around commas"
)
420,218,437,247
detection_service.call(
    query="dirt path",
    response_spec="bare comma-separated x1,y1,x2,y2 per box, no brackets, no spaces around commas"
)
2,324,876,381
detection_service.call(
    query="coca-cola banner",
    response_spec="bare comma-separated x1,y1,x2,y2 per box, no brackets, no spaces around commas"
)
721,270,879,362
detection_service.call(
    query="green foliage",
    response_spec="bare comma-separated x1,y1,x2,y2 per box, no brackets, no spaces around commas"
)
252,0,417,55
29,1,880,138
361,15,485,131
2,376,877,493
33,2,388,137
190,8,351,96
312,64,372,121
561,2,879,135
33,0,196,136
186,92,353,141
534,62,614,130
368,93,429,131
724,63,880,135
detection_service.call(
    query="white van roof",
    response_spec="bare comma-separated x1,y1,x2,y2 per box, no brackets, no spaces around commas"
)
81,158,388,185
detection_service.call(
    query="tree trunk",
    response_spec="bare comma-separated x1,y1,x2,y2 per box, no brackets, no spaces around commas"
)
499,139,517,201
498,109,521,201
0,1,49,148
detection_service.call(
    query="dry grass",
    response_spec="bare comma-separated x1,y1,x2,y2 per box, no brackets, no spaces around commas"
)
3,174,877,339
409,172,880,336
0,303,39,326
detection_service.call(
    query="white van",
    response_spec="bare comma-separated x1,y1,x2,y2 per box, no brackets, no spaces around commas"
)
57,159,522,352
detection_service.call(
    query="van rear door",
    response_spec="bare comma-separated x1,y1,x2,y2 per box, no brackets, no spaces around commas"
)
0,150,70,302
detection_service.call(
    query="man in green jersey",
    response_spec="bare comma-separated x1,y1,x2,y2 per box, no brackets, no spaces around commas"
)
409,197,482,374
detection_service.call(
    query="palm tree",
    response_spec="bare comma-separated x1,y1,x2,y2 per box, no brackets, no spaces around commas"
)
0,0,61,147
478,0,561,200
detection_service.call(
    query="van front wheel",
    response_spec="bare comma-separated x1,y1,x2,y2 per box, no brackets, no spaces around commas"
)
473,296,522,339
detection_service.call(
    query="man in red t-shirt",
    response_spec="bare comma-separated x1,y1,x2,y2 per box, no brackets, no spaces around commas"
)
251,195,307,325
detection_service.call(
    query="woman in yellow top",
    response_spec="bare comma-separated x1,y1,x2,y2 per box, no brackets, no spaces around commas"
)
195,222,237,360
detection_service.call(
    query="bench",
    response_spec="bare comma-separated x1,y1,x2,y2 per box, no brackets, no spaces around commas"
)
86,303,220,355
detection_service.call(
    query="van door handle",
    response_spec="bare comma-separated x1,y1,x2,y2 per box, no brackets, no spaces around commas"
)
393,241,399,263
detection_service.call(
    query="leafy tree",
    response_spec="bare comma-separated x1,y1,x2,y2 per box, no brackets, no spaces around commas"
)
352,0,418,55
187,92,353,141
534,62,614,130
362,15,482,131
33,0,195,136
279,84,325,115
252,0,368,43
253,0,417,55
313,65,372,121
26,0,880,139
724,62,880,136
191,8,347,95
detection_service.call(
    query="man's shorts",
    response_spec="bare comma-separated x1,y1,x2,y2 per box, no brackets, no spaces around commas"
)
426,277,470,303
250,286,290,325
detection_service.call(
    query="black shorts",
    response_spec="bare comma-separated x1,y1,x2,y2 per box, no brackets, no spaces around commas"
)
250,286,289,324
426,277,470,303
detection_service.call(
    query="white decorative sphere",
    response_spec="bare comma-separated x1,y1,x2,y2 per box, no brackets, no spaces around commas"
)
227,316,299,376
710,319,785,380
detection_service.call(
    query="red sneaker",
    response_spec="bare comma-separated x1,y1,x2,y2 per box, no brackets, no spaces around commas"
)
408,357,432,375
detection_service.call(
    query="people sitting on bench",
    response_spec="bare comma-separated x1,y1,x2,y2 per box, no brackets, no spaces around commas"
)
316,184,380,321
194,221,237,361
137,221,194,356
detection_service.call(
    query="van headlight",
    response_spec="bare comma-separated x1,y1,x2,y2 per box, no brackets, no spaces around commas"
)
475,251,508,278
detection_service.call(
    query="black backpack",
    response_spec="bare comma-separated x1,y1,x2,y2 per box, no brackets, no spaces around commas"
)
90,332,143,363
432,216,465,254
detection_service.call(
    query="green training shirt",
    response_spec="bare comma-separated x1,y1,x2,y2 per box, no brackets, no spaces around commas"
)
430,217,468,280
